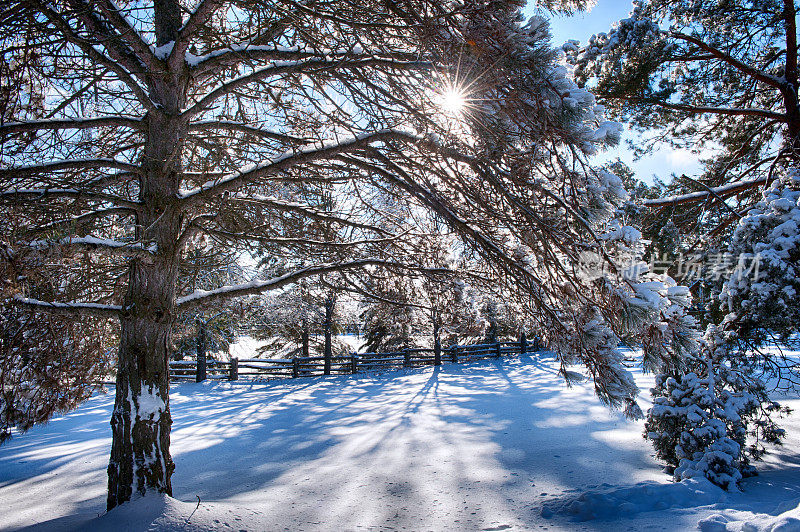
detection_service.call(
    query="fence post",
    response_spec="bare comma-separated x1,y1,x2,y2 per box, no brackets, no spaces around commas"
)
432,310,442,366
301,322,310,359
323,297,333,375
451,345,458,363
229,357,239,381
292,357,300,378
196,321,207,383
494,342,502,358
520,332,527,356
403,349,411,368
351,354,358,374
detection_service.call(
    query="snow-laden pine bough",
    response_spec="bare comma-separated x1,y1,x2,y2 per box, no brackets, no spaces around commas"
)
1,0,699,509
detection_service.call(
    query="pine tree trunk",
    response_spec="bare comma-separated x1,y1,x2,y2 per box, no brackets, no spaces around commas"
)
433,310,441,366
107,0,186,505
107,112,184,507
301,319,310,358
107,260,178,509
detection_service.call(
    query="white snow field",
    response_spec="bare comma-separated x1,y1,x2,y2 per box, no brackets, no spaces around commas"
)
1,351,800,531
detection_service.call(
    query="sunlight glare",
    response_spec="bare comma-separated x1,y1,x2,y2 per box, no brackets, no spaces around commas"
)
439,87,467,115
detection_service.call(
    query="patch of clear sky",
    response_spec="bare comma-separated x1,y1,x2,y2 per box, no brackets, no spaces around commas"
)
524,0,703,185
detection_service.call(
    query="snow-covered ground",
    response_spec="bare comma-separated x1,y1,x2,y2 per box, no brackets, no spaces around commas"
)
1,351,800,531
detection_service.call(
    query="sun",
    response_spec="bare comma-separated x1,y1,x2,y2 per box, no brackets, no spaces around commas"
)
439,86,467,115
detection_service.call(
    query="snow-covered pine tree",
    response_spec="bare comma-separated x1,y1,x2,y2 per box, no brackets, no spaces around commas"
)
721,169,800,345
645,169,799,489
1,0,699,507
645,324,787,489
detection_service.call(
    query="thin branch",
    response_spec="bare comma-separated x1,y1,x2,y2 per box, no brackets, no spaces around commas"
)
179,129,422,206
650,100,787,121
27,236,156,260
671,32,785,89
184,57,432,117
0,187,140,210
32,0,155,111
189,120,308,143
0,158,140,178
93,0,160,72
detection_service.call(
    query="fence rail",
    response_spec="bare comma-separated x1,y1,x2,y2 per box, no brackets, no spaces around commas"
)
170,335,540,383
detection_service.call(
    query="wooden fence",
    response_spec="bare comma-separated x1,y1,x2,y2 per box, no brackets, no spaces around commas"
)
170,334,540,383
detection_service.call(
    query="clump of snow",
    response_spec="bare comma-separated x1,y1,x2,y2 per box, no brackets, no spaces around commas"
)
131,386,165,419
545,477,725,521
86,493,266,531
152,41,174,60
600,220,642,244
698,500,800,531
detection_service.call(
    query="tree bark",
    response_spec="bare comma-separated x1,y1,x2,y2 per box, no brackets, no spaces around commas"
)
433,309,441,366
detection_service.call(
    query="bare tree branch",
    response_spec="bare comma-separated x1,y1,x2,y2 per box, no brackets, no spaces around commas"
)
0,158,140,178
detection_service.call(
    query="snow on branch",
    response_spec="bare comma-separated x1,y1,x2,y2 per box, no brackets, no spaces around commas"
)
0,158,140,178
0,116,143,134
13,295,122,318
175,259,453,309
643,176,769,208
187,43,423,77
179,129,422,206
649,101,787,121
27,236,156,260
171,0,225,69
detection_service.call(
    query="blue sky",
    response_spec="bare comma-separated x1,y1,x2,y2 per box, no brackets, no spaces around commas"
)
523,1,703,184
